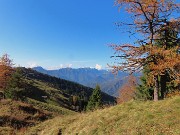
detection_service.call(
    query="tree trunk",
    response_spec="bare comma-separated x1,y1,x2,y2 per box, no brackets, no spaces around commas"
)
154,75,159,101
160,74,167,99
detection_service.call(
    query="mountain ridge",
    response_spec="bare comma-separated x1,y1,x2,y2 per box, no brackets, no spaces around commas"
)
33,66,130,96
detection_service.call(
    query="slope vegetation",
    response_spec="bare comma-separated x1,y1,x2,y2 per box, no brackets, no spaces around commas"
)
0,99,76,135
26,96,180,135
20,67,116,112
0,99,52,134
0,67,116,135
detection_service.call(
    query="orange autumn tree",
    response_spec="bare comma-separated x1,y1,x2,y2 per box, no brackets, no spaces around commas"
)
111,0,180,101
0,54,14,95
117,75,137,104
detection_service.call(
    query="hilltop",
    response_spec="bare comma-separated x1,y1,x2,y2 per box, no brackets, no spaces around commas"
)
26,96,180,135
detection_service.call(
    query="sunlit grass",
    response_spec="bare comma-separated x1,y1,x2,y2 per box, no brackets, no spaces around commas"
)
26,96,180,135
26,98,76,116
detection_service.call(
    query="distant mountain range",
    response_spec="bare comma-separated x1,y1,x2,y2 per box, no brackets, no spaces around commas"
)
33,66,136,97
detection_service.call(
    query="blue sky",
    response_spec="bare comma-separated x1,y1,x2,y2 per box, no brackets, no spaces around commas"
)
1,0,178,69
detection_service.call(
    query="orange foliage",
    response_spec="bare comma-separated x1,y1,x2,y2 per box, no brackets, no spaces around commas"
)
0,54,14,91
111,0,180,86
166,90,180,98
117,75,137,104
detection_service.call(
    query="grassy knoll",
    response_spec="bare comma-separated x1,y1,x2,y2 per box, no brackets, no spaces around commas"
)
26,96,180,135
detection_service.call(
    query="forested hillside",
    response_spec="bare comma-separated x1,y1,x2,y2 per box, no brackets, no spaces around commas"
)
0,67,116,134
21,67,116,111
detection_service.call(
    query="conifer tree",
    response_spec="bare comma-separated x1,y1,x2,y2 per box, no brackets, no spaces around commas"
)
86,85,102,111
4,67,25,100
0,54,14,97
135,67,153,100
111,0,179,101
136,24,179,100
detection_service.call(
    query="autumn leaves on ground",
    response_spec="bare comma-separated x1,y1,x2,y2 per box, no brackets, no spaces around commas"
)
0,0,180,135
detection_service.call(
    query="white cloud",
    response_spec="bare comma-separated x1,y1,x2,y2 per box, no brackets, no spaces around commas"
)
46,67,60,70
27,61,38,68
95,64,102,70
60,64,63,68
46,64,64,70
67,64,73,68
46,64,73,70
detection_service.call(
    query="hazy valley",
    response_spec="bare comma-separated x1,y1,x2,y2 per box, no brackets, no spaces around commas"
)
33,66,131,97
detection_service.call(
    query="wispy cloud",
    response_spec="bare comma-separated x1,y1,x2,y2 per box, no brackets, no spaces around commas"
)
46,64,73,70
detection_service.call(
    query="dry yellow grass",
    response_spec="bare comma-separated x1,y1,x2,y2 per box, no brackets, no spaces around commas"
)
0,99,76,135
26,96,180,135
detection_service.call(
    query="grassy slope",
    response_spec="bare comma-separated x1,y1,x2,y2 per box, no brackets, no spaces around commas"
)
24,78,76,114
0,99,51,134
26,96,180,135
0,99,76,135
26,98,75,116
